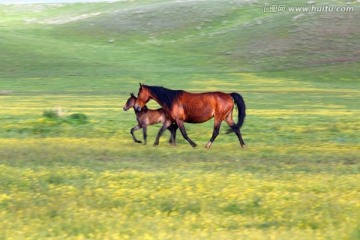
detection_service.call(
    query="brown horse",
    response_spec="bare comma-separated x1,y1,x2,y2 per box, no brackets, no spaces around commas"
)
123,93,177,145
134,84,246,148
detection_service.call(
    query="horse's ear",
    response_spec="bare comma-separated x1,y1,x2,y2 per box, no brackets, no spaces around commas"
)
139,82,142,87
130,93,135,97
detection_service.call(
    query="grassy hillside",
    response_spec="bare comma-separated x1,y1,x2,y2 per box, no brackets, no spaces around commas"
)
0,1,359,239
1,0,359,84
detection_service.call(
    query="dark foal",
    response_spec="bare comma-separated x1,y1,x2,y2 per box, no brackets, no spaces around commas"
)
123,93,177,145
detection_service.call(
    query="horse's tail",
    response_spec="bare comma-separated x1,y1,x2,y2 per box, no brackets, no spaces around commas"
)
230,92,246,128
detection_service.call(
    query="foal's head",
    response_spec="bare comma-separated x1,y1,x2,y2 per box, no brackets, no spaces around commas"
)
135,83,151,111
123,93,137,111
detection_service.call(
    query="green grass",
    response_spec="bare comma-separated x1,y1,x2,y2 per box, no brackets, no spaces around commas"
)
0,0,359,239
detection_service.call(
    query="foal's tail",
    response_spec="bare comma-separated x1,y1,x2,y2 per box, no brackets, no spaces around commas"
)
230,92,246,128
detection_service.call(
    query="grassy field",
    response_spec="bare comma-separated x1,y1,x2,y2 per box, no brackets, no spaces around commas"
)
0,0,359,239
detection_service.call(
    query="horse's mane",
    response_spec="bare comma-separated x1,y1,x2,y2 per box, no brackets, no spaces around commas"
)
145,85,183,109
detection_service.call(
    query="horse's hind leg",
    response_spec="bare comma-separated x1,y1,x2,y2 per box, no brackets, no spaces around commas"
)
205,120,222,148
232,126,245,147
225,117,246,148
176,120,197,148
131,125,142,143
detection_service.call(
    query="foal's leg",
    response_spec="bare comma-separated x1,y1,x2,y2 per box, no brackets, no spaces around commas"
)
205,120,222,148
142,125,148,145
130,125,142,143
176,120,197,147
225,116,246,148
167,124,174,145
153,120,172,146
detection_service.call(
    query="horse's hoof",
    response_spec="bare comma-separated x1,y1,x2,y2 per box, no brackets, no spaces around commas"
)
241,144,247,149
205,142,212,148
135,140,142,144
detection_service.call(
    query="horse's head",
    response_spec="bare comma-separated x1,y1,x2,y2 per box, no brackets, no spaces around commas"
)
135,83,151,111
123,93,137,111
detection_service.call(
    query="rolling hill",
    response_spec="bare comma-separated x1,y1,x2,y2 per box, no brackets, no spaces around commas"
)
0,0,359,90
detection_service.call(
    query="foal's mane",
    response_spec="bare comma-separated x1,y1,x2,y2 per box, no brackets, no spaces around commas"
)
145,85,183,109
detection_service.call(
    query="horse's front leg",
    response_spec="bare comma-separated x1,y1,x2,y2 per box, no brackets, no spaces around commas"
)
130,125,142,143
168,123,178,146
176,120,197,148
154,121,172,146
